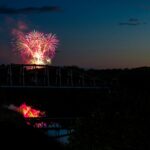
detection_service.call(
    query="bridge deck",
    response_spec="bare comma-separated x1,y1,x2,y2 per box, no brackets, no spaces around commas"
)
0,64,106,88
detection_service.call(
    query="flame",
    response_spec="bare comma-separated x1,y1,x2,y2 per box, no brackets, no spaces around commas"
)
5,103,47,128
18,103,45,118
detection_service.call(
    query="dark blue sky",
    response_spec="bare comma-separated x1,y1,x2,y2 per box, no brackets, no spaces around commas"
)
1,0,150,68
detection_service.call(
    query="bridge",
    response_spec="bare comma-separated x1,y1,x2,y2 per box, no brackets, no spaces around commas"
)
0,64,110,139
0,64,106,88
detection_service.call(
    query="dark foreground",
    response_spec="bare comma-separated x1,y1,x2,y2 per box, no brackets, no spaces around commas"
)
0,107,68,149
1,66,150,149
0,87,149,150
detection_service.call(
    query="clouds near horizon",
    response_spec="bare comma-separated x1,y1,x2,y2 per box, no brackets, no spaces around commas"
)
0,6,61,14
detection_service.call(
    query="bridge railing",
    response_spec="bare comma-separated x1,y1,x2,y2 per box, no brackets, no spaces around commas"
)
0,64,104,88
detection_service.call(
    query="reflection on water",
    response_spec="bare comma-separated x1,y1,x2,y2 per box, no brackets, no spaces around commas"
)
47,129,69,144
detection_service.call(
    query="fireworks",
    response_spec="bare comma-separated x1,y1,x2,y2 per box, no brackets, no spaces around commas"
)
15,31,59,65
18,103,45,118
5,103,46,128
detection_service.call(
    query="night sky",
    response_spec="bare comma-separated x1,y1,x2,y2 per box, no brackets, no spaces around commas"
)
0,0,150,69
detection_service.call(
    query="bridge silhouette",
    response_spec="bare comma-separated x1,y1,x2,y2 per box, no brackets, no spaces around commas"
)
0,64,104,88
0,64,109,139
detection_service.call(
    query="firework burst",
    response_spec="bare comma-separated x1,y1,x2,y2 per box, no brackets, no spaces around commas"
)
15,31,59,65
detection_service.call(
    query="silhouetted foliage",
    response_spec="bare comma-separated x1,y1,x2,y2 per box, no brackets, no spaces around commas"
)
69,91,149,150
1,65,150,149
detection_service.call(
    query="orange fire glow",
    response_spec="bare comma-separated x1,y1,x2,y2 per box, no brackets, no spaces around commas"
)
18,103,45,118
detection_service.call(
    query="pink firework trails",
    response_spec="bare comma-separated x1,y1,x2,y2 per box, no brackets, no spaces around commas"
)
16,31,59,65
